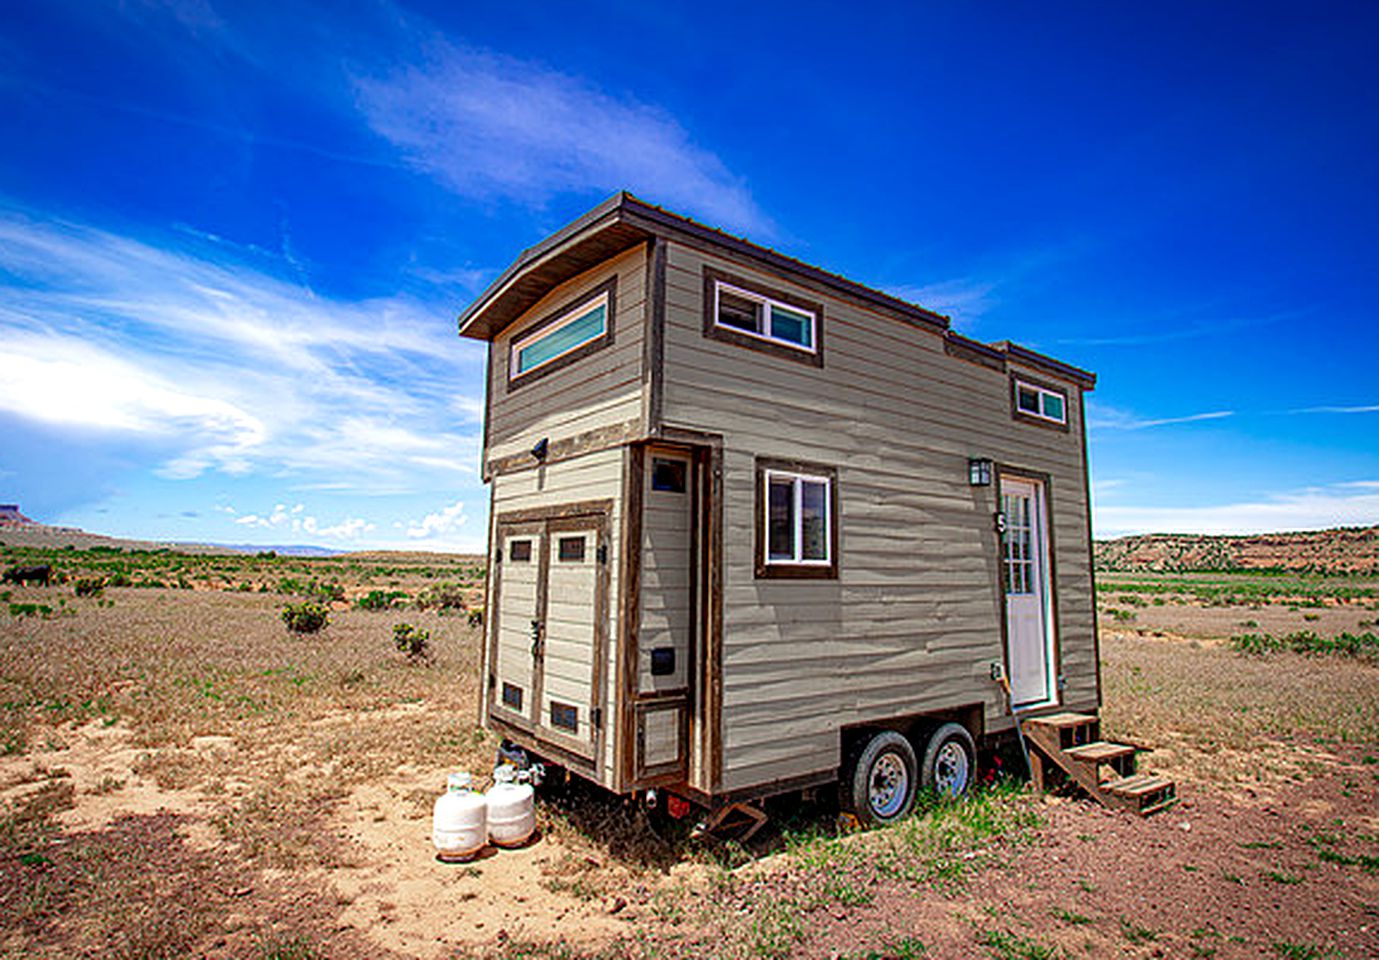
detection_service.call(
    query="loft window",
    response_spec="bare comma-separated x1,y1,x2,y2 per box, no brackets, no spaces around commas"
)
714,281,816,351
510,293,609,378
756,458,838,579
1013,379,1068,426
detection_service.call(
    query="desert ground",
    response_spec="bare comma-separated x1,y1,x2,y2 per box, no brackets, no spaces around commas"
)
1,547,1376,959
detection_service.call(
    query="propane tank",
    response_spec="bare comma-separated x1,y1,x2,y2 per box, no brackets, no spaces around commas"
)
485,764,536,847
432,772,487,862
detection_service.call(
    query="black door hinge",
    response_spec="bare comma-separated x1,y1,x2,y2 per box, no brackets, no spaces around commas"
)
596,544,608,564
591,706,603,729
495,547,502,563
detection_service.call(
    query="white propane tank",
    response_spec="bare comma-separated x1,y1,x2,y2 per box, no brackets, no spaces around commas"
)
485,764,536,847
432,772,487,862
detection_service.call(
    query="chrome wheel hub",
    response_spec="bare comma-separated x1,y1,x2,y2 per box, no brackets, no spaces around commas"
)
934,741,970,797
868,752,909,818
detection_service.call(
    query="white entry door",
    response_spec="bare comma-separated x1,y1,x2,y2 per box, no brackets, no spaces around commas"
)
1002,476,1055,707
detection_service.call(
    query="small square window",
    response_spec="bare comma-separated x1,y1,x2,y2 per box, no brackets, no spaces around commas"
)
550,701,578,731
508,540,532,562
501,683,523,710
558,536,586,562
651,458,687,493
650,647,676,676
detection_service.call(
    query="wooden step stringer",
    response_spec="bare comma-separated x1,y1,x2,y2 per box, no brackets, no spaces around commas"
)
1021,712,1177,816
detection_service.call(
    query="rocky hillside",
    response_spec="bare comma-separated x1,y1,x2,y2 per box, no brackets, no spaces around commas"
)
1095,526,1379,574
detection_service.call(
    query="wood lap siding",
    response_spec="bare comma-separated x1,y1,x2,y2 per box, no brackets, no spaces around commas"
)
661,243,1096,793
487,245,648,465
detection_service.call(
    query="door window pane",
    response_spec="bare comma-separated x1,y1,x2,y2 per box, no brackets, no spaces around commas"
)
651,458,687,493
558,536,585,562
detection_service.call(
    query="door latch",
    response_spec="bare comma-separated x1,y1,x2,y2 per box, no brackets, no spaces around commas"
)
530,619,544,657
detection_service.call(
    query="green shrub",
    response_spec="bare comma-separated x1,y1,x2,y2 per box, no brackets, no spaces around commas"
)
355,589,408,611
466,607,484,628
1230,630,1379,661
392,622,431,661
281,601,330,634
415,582,467,611
73,577,105,598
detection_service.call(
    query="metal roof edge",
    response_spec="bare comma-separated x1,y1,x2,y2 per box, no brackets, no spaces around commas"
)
996,340,1097,389
457,191,631,339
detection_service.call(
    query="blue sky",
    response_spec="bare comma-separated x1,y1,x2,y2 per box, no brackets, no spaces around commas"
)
1,1,1376,550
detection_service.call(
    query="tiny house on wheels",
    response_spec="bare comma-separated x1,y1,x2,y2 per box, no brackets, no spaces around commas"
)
459,193,1106,826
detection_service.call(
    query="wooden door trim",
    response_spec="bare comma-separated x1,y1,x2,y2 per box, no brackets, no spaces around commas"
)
996,466,1060,710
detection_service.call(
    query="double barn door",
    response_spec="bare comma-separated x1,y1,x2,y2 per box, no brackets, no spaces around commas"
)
491,509,608,764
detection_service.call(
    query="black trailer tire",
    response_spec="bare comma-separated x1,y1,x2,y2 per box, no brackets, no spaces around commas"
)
843,730,919,826
920,722,978,798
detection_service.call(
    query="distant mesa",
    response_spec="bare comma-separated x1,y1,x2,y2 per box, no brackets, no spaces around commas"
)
1096,525,1379,575
0,504,36,527
0,504,334,556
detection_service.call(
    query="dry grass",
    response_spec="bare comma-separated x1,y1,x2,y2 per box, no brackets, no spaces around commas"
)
3,550,1378,958
0,553,491,956
1101,630,1379,783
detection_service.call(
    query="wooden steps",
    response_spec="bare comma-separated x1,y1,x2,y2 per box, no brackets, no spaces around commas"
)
1021,712,1177,816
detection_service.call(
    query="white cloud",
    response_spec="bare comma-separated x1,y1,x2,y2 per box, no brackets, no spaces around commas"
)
886,279,996,327
1095,481,1379,538
1087,403,1234,432
0,334,265,476
351,42,769,235
407,499,467,539
0,213,483,487
1290,404,1379,415
228,501,374,540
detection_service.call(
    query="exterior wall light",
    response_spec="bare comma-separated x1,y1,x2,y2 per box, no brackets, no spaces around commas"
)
968,458,993,487
531,437,549,461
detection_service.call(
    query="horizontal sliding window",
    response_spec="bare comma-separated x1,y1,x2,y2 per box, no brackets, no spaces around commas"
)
714,281,816,352
510,295,608,378
1015,380,1067,425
